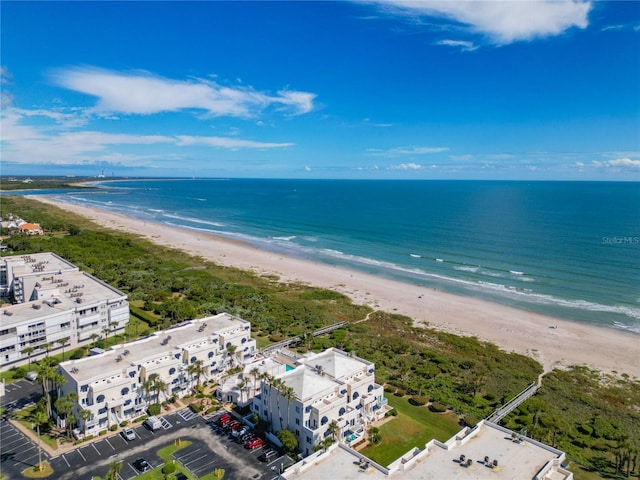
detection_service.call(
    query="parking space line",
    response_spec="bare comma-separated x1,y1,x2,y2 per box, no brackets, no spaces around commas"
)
105,438,116,450
61,454,71,467
77,448,87,461
92,442,101,455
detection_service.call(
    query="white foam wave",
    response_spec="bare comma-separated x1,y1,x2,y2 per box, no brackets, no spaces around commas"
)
410,254,421,258
273,236,297,241
510,270,524,275
454,266,479,273
163,213,225,228
435,258,444,262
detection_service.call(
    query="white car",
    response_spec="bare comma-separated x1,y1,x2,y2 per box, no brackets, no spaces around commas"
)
122,428,136,441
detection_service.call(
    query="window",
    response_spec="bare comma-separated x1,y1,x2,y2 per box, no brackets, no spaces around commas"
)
306,436,312,444
339,407,346,416
129,371,136,378
353,392,359,400
169,367,176,375
96,394,105,403
208,351,214,358
80,385,88,392
321,416,328,425
368,385,374,393
191,356,197,363
295,418,300,425
121,387,129,395
295,406,300,413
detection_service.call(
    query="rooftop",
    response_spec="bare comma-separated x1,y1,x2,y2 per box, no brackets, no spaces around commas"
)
282,365,339,402
301,348,371,381
59,313,249,383
282,421,570,480
1,271,126,326
1,252,77,276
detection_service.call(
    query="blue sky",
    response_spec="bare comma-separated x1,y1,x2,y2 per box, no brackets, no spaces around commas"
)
1,1,639,180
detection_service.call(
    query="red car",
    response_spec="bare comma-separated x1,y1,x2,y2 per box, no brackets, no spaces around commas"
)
245,437,265,449
225,420,241,431
218,415,232,426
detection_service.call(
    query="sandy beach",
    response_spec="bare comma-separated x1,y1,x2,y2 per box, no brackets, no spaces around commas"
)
31,195,640,378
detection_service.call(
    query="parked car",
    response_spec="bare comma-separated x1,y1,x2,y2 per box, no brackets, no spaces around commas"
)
122,428,136,441
175,474,188,480
239,432,254,443
245,437,265,449
258,449,279,462
225,420,240,431
232,426,249,437
133,458,151,472
217,414,232,426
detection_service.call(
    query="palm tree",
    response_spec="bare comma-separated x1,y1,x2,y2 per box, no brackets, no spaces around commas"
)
282,386,295,431
226,344,237,368
102,327,110,344
147,373,159,403
78,408,92,437
22,346,35,369
32,408,48,472
271,377,286,431
90,333,99,347
327,420,339,444
54,391,77,438
38,360,56,417
152,378,167,404
57,337,70,361
105,461,123,480
237,378,247,404
109,321,118,337
42,342,52,358
250,367,260,397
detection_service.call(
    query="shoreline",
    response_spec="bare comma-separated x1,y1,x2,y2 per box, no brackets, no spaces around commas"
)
28,195,640,378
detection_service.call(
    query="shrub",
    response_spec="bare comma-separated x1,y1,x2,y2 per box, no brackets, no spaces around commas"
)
120,421,128,427
133,415,148,423
393,389,406,397
462,415,478,427
110,424,118,431
205,406,217,415
162,464,177,475
12,367,27,379
99,430,107,436
70,348,87,360
429,402,448,413
409,395,428,406
383,385,396,393
385,408,398,417
190,403,203,413
147,403,161,416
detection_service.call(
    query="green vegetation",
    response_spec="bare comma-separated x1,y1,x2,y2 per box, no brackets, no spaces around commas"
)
503,367,640,479
2,195,639,478
0,176,99,191
360,395,460,466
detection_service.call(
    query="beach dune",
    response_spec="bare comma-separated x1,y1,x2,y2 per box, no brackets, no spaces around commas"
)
31,196,640,378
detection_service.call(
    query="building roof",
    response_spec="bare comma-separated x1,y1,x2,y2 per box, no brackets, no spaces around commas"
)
301,348,371,380
282,421,570,480
282,365,338,401
1,252,78,276
59,313,250,383
400,421,568,480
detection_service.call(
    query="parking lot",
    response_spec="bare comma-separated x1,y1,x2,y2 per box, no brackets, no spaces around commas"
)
1,379,42,412
0,416,50,478
1,407,294,480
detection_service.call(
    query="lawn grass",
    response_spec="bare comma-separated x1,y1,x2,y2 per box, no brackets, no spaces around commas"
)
13,405,59,450
132,440,193,480
360,396,461,467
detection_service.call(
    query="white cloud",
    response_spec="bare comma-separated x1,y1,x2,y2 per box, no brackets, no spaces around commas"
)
367,145,449,157
304,165,312,172
50,67,316,117
175,135,293,150
368,0,592,44
390,162,423,170
0,105,296,165
436,39,478,51
605,158,640,168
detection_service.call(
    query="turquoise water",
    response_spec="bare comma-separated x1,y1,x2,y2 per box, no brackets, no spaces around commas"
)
285,365,294,372
33,179,639,333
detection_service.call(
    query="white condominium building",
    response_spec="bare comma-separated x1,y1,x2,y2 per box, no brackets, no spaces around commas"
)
0,253,129,371
252,348,388,456
57,313,257,435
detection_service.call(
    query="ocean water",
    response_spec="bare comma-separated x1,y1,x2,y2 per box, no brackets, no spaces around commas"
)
37,179,640,333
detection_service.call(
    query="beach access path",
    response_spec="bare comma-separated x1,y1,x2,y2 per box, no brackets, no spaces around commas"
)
30,196,640,378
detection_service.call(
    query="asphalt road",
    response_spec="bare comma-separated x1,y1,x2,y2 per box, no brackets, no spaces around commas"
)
0,406,292,480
